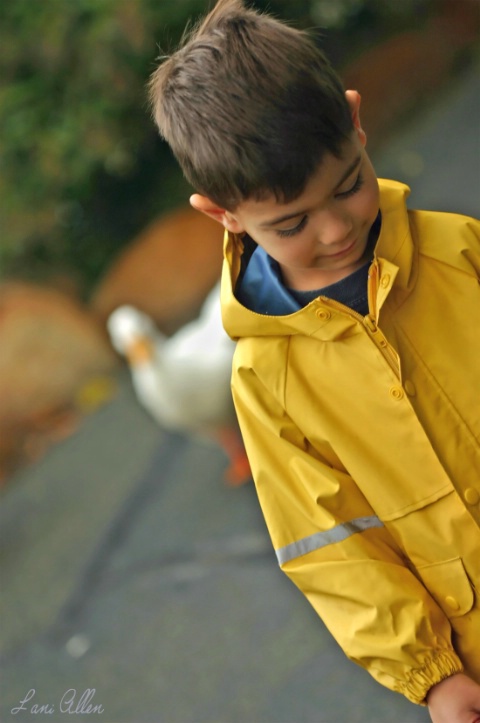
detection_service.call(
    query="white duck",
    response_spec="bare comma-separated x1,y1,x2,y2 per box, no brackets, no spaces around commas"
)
107,282,250,484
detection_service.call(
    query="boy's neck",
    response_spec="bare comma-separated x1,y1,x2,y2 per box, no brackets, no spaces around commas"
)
280,257,365,291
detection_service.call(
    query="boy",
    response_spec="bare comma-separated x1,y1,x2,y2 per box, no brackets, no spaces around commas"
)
149,0,480,720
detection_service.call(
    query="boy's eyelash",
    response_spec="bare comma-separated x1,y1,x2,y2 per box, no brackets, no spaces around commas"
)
273,172,364,238
275,215,308,238
337,172,364,199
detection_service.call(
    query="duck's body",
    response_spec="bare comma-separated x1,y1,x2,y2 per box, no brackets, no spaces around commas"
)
107,283,249,484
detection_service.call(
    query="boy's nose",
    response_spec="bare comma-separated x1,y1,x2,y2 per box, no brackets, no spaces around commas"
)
316,213,354,248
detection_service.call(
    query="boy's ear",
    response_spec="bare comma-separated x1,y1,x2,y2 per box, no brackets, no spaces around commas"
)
189,194,244,233
345,90,367,146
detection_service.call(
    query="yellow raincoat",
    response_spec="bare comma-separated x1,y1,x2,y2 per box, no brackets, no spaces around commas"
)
221,179,480,705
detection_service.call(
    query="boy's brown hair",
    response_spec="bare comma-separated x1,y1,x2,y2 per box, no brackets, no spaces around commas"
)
149,0,353,210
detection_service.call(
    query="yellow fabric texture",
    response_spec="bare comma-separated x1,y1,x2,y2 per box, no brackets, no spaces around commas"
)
221,179,480,705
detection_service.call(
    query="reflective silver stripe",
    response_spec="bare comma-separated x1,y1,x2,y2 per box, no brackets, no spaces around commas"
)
275,515,384,565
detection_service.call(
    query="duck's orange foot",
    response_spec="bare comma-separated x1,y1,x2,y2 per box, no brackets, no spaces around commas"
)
224,449,252,487
216,427,252,487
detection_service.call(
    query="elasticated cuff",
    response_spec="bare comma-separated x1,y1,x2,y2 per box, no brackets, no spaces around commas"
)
396,649,464,705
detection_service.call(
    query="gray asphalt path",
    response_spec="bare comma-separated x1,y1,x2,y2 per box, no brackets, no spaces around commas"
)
372,53,480,218
1,56,478,723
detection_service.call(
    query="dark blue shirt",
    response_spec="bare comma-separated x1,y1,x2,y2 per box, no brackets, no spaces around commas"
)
236,246,370,315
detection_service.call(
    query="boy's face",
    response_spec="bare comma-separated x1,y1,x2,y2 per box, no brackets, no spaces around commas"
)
224,128,379,291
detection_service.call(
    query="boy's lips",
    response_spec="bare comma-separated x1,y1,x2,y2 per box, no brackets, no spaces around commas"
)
327,239,357,258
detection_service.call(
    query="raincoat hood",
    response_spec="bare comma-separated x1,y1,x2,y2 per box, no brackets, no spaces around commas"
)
222,179,479,340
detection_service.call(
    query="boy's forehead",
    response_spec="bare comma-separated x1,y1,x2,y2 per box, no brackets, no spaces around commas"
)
234,136,361,223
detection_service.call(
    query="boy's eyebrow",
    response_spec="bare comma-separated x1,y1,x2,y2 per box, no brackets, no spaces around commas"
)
261,154,362,228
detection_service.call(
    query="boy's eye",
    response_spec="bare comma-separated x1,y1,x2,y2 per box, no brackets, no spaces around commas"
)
336,172,364,199
274,215,308,238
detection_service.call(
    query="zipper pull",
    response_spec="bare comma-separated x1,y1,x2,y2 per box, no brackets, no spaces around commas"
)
367,260,378,321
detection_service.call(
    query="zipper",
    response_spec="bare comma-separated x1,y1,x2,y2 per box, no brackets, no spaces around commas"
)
319,295,401,380
363,314,401,379
367,259,400,378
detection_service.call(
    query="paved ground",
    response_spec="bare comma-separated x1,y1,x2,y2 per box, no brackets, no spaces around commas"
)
1,56,478,723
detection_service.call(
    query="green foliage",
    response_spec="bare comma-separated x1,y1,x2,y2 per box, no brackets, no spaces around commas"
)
0,0,210,289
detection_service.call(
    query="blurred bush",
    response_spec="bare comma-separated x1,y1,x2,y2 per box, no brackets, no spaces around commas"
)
0,0,441,294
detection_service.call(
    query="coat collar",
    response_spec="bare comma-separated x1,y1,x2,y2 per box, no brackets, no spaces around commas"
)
375,179,416,291
221,179,416,338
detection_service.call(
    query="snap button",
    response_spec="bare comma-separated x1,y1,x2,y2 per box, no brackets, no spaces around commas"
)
464,488,480,506
380,274,391,288
445,596,460,612
404,380,416,396
389,386,404,401
315,309,331,321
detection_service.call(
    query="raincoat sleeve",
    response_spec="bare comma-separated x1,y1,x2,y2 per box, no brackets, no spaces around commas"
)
231,363,464,706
